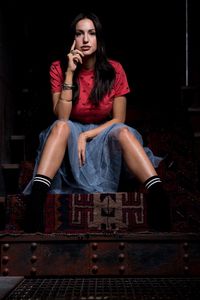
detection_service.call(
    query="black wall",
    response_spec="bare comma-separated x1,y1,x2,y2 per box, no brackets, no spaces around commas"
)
0,0,200,158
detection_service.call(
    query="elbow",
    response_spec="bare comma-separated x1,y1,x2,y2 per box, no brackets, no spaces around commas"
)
113,118,125,124
120,116,126,123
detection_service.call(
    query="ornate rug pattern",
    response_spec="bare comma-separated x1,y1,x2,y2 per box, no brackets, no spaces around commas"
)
3,125,200,234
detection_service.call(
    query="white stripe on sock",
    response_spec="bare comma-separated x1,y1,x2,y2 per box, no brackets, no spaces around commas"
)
145,177,161,187
145,178,162,189
34,177,51,187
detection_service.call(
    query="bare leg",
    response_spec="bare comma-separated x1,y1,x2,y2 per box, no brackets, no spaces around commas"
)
25,121,71,233
37,120,70,178
118,127,171,231
118,127,158,183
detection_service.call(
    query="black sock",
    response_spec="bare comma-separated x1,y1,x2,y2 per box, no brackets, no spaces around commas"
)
144,176,171,232
25,174,52,233
144,175,162,191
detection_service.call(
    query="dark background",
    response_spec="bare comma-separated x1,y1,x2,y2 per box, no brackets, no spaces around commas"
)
0,0,200,158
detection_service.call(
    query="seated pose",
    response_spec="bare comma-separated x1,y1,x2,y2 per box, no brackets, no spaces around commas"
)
24,12,171,232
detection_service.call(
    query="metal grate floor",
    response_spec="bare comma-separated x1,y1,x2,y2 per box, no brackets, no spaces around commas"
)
5,277,200,300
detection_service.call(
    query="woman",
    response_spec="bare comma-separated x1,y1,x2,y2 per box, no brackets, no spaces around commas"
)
24,12,170,232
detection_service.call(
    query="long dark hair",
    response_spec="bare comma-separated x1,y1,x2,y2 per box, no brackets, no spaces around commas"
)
62,12,116,106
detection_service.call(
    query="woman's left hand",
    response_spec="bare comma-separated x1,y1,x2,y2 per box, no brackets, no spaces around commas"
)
78,132,87,166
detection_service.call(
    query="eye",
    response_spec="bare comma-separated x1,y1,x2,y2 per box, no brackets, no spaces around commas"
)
75,31,81,37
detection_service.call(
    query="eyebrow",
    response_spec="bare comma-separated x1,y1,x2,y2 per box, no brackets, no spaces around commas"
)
76,28,96,32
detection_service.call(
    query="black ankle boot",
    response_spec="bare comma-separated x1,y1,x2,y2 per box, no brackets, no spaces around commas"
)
146,187,171,232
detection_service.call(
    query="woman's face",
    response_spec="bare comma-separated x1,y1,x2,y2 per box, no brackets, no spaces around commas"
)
75,18,97,56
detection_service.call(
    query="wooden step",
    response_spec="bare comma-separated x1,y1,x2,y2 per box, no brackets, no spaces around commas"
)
10,135,25,141
1,163,20,169
188,107,200,112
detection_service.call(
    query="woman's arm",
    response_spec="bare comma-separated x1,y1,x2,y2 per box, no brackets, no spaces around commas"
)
52,70,74,120
83,96,127,140
52,41,84,120
78,96,127,166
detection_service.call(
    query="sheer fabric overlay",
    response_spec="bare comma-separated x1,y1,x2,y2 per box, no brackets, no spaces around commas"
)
23,121,162,195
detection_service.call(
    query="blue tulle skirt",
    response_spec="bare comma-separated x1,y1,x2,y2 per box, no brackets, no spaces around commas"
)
23,120,162,194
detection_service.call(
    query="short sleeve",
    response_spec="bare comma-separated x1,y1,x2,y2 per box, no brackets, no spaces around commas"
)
112,61,130,97
49,60,64,93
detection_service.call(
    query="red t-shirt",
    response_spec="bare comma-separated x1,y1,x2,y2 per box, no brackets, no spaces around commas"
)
49,59,130,123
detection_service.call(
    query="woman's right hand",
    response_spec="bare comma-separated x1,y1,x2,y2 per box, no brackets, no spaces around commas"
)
78,132,87,167
67,40,84,72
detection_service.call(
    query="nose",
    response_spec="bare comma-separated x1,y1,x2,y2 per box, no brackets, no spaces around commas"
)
83,33,89,43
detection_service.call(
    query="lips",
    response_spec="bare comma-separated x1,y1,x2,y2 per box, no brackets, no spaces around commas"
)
81,47,91,51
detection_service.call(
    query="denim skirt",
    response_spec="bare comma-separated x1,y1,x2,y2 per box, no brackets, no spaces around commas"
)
23,120,162,194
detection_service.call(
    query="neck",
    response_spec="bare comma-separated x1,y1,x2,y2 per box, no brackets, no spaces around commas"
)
82,54,96,70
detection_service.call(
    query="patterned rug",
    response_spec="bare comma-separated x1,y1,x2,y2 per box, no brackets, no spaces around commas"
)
5,189,200,234
3,124,200,234
6,192,148,233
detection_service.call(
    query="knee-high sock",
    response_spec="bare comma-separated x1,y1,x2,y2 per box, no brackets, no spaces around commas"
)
144,176,171,232
25,174,52,233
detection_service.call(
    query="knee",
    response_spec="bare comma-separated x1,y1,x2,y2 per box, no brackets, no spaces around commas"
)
51,120,70,139
118,127,132,141
118,127,140,147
